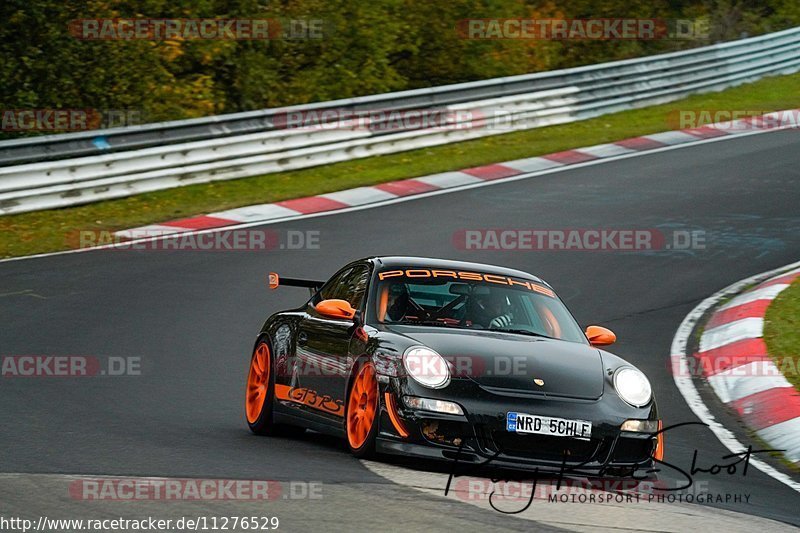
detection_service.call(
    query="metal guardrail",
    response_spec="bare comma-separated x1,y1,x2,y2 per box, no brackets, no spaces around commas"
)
1,27,799,215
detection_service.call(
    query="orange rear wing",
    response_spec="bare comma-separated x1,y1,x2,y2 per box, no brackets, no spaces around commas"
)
268,272,324,293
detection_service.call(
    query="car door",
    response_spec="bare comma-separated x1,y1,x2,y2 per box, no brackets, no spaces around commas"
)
294,264,371,422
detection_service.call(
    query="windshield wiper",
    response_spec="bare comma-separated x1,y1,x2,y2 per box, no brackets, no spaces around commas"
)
394,320,465,328
489,328,554,339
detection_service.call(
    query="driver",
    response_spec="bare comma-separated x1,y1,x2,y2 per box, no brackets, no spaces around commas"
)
385,283,412,322
474,291,513,329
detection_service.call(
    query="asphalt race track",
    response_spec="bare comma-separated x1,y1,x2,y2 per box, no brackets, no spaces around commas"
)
2,129,800,530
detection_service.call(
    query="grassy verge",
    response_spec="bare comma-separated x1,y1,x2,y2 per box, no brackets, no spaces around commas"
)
3,72,800,258
763,278,800,391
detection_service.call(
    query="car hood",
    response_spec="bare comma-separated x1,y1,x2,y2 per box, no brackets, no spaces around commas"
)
386,325,605,400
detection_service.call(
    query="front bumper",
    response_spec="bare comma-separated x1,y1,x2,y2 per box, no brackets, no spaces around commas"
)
377,376,659,476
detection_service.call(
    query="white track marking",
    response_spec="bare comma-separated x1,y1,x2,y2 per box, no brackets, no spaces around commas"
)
699,318,764,352
643,131,700,145
321,186,398,205
502,156,564,173
717,285,790,311
115,224,192,239
212,203,302,222
414,171,483,188
573,143,635,158
758,420,800,463
707,362,792,403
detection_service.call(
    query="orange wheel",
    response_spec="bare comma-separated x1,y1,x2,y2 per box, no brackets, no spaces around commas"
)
347,362,379,453
246,342,271,424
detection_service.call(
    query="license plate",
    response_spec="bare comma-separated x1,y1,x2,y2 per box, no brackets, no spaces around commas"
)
507,412,592,440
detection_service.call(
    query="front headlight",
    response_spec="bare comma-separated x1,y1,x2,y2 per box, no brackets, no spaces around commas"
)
403,346,450,389
613,367,652,407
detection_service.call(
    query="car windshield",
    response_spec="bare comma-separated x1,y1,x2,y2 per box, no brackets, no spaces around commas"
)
373,273,586,343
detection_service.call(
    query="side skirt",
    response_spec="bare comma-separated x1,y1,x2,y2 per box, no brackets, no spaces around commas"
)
274,410,345,438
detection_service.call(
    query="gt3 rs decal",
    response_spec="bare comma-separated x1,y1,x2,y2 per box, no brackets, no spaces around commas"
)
275,384,345,417
377,269,556,297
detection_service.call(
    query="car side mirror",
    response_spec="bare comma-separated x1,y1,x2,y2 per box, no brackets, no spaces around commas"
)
585,325,616,346
316,299,357,320
353,309,364,328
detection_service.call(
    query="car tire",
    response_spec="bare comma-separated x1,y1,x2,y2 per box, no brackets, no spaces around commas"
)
345,360,379,458
245,338,305,437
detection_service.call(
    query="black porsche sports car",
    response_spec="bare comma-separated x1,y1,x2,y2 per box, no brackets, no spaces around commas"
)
245,256,663,474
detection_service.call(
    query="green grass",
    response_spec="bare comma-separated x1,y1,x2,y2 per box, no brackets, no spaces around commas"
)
3,72,800,258
763,278,800,391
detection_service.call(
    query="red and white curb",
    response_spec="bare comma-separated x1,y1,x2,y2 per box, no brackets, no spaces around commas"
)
671,260,800,494
695,268,800,464
115,111,798,239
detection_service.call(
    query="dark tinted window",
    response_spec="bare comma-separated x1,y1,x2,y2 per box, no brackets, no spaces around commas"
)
318,267,352,302
317,265,370,309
